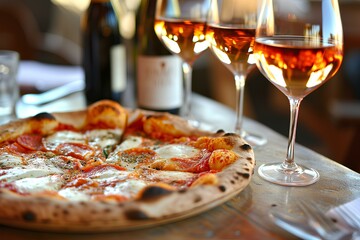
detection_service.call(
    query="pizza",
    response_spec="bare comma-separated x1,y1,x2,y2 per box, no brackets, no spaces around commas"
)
0,100,255,232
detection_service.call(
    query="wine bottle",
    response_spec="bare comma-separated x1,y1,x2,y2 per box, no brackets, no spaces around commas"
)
81,0,127,105
136,0,183,114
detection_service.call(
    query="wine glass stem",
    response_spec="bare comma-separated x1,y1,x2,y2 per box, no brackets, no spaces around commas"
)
234,74,246,136
284,98,302,170
182,62,193,119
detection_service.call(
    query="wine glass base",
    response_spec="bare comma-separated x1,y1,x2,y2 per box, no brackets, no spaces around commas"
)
258,162,320,186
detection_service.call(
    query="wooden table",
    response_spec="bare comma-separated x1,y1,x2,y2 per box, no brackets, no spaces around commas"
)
2,93,360,239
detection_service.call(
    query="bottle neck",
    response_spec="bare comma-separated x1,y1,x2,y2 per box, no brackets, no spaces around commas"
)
138,0,171,56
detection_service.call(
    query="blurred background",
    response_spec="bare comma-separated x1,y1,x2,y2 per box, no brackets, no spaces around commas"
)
0,0,359,172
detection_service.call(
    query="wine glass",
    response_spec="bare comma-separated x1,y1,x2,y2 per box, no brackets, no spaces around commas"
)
206,0,267,146
254,0,343,186
154,0,210,123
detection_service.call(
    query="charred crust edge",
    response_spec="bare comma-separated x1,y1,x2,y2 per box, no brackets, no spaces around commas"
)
194,195,202,203
125,209,149,220
219,185,226,192
240,144,252,151
32,112,55,120
236,171,250,179
22,210,36,222
224,132,238,137
178,189,187,194
138,186,173,202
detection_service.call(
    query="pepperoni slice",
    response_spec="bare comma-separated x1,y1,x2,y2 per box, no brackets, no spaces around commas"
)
8,142,32,154
171,150,212,173
55,143,95,160
16,134,45,151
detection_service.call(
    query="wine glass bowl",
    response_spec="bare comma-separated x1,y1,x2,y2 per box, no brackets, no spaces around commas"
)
154,20,208,65
205,27,255,76
255,37,343,99
206,0,267,146
254,0,343,186
154,0,210,120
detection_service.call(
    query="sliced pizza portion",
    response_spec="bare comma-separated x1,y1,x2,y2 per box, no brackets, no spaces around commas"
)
105,135,200,170
0,152,63,182
0,150,66,197
107,116,245,173
58,164,136,202
0,100,128,150
42,129,122,161
0,100,130,199
146,133,253,174
107,111,217,172
46,100,128,161
105,126,250,195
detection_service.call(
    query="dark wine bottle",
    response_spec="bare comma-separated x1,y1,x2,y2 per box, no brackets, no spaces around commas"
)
136,0,183,114
82,0,127,105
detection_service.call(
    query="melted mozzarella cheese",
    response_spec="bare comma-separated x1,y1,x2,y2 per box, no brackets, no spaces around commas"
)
0,155,64,182
44,131,85,150
0,167,63,182
13,175,63,193
104,179,147,198
27,156,61,171
58,187,91,201
88,167,130,183
155,144,199,160
106,136,143,164
86,129,122,149
0,153,23,168
141,169,195,182
107,141,200,171
116,136,142,151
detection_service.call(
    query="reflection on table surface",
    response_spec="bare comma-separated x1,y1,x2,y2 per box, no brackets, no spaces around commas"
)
1,91,360,239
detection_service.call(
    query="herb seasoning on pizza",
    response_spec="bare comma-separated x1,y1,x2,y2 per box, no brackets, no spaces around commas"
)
0,100,255,232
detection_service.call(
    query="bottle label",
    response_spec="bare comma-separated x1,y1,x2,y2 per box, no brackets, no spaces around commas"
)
111,44,127,92
137,55,183,110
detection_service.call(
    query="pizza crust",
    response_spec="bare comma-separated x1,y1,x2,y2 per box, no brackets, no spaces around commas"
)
0,100,128,141
0,113,59,142
0,100,255,232
52,99,128,130
127,108,216,138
